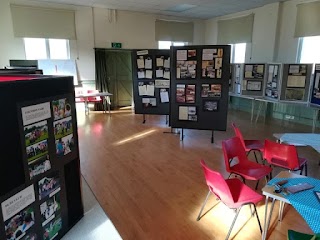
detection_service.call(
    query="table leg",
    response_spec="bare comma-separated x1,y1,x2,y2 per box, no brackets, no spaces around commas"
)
312,108,319,133
251,99,255,122
85,99,89,115
262,197,276,240
255,101,263,123
278,201,285,222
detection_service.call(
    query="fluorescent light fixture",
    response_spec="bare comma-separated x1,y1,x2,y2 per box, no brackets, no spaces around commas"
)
166,4,197,12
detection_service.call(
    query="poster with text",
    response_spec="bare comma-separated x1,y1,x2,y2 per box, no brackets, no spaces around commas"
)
21,102,51,126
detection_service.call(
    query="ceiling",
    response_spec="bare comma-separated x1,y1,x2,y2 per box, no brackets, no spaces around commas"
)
26,0,287,19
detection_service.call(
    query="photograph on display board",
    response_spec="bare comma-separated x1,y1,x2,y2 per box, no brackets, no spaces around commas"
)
208,84,222,97
203,100,219,112
142,98,157,108
26,140,48,164
176,84,186,103
285,88,304,101
53,116,73,140
247,81,262,91
52,98,72,121
245,64,264,78
55,134,75,156
178,106,197,121
186,85,196,103
188,49,196,58
288,64,306,75
24,120,48,147
202,61,215,78
201,84,210,97
38,176,61,201
176,61,197,79
28,155,51,180
21,233,37,240
43,216,62,240
40,193,61,227
4,207,35,240
313,71,320,99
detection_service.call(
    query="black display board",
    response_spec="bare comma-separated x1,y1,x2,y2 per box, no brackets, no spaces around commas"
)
0,75,83,240
132,49,170,116
311,64,320,105
170,45,231,131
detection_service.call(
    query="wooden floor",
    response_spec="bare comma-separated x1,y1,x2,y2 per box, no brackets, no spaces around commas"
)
76,108,320,240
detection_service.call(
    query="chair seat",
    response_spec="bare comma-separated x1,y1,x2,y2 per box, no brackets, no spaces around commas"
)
225,178,263,208
230,162,272,181
244,140,264,152
270,157,307,170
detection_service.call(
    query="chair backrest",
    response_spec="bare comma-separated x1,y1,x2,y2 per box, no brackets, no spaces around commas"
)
222,137,248,171
264,139,299,170
200,160,234,206
231,123,246,150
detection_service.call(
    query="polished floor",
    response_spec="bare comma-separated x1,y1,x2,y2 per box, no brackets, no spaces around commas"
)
75,107,320,240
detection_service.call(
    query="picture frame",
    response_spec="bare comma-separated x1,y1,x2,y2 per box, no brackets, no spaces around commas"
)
203,100,219,112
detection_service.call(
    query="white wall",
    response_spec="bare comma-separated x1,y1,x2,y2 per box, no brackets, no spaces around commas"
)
205,2,280,63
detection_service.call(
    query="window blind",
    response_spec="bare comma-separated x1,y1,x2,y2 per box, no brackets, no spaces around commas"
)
10,5,76,40
295,1,320,38
217,14,254,44
155,20,194,42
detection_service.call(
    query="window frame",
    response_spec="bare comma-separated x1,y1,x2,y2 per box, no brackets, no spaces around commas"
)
158,41,189,49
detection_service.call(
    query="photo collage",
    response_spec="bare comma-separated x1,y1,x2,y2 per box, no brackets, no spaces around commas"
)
18,97,73,240
244,64,265,79
23,112,51,180
38,174,62,240
176,49,197,79
53,98,74,157
178,106,197,121
285,64,307,101
176,84,195,103
201,48,223,79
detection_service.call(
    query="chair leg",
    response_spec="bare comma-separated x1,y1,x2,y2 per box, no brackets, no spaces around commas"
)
305,163,308,176
253,204,262,233
255,180,260,190
225,207,242,240
196,191,211,221
253,151,259,163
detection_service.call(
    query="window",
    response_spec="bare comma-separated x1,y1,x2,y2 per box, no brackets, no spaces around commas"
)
229,43,246,63
158,41,188,49
24,38,70,60
298,36,320,63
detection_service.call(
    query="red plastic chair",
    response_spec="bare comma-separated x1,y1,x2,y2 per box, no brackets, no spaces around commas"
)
263,139,307,176
197,160,263,240
222,137,272,189
232,123,264,163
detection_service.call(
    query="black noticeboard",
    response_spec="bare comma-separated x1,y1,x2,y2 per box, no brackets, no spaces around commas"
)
170,45,231,131
132,49,170,115
0,75,83,240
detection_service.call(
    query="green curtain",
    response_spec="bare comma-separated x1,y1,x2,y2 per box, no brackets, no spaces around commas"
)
94,49,109,110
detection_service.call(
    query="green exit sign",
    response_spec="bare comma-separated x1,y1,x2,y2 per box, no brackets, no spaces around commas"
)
111,42,122,48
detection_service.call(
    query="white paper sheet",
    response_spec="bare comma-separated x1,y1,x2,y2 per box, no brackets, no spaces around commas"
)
146,84,155,96
21,102,51,126
138,84,147,95
138,71,145,79
177,50,187,61
156,69,164,78
287,75,306,88
179,106,188,120
137,58,144,68
156,58,164,67
160,91,169,103
145,59,152,69
163,71,170,79
146,70,153,79
155,80,170,88
177,68,181,78
164,58,170,68
289,65,300,74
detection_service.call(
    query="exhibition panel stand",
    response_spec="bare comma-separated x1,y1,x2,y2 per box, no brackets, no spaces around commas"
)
279,64,313,102
311,64,320,105
241,63,266,97
170,45,231,142
0,75,83,240
132,49,170,124
264,63,282,101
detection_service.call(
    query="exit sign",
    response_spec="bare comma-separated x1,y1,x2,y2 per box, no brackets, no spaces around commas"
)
111,42,122,48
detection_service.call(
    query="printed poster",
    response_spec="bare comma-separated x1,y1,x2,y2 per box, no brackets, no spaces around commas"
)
21,102,51,126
